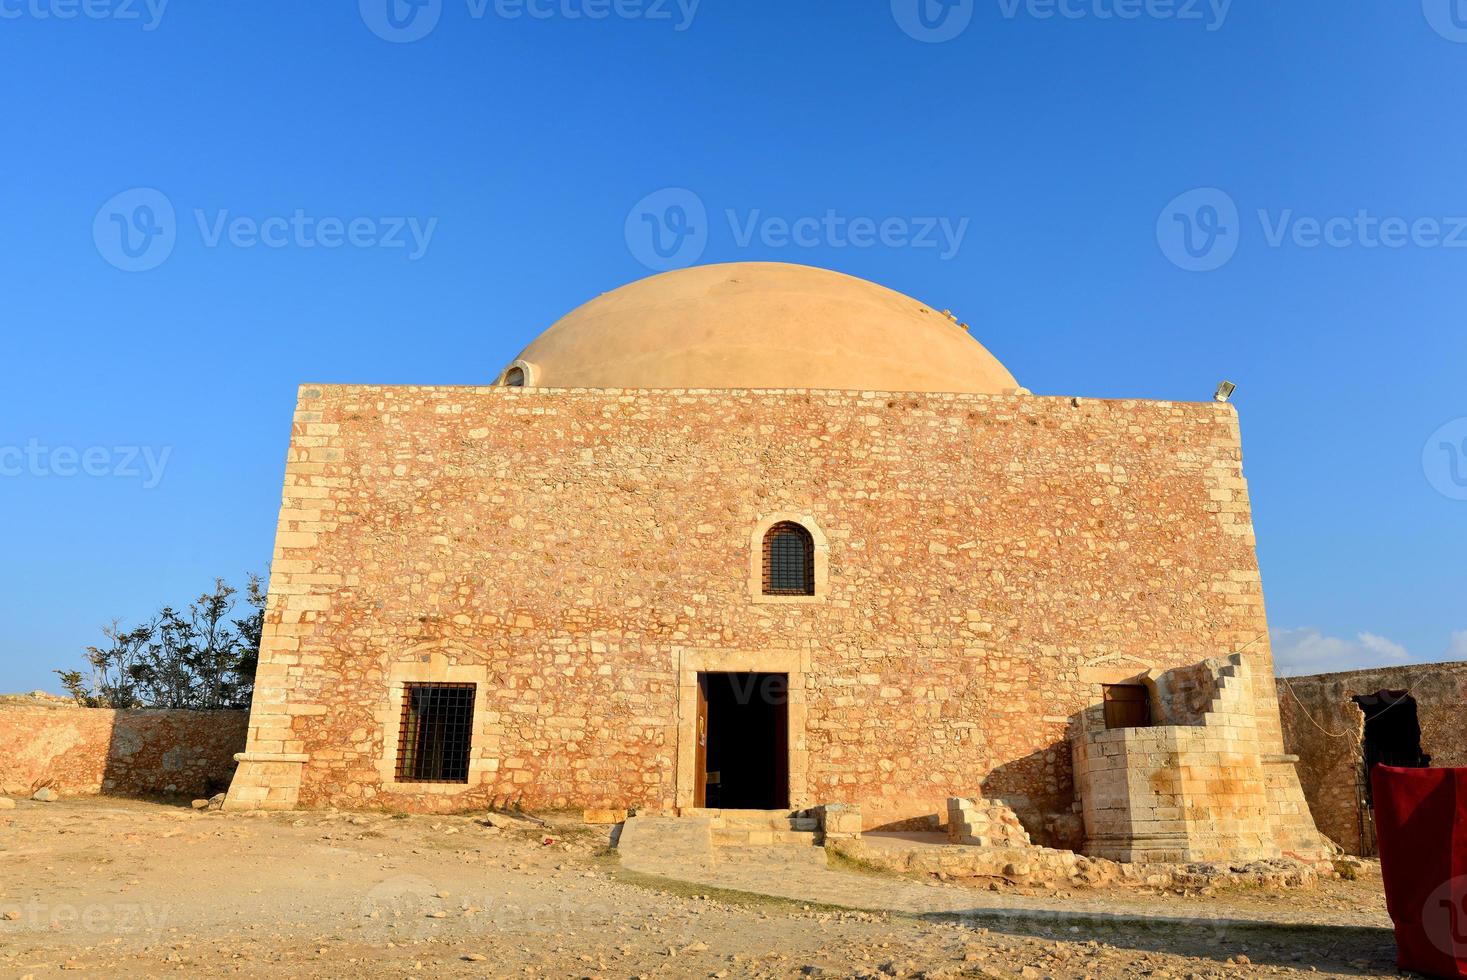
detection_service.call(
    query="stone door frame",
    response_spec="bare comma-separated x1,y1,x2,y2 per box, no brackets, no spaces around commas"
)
674,648,810,811
375,642,498,795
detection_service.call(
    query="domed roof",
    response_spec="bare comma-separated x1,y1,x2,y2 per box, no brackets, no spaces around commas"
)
501,262,1019,395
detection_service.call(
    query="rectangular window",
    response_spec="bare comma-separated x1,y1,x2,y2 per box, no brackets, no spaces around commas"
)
395,683,476,783
1102,684,1153,731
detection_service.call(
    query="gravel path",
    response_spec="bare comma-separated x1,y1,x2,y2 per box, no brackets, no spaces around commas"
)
0,797,1402,978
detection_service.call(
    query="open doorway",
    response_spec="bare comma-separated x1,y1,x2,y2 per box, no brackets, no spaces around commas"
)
1354,689,1430,808
696,672,790,810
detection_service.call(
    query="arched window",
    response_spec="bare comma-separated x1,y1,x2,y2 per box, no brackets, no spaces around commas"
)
503,366,525,387
762,522,815,596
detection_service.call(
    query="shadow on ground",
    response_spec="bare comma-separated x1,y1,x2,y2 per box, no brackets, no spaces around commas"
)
915,905,1398,975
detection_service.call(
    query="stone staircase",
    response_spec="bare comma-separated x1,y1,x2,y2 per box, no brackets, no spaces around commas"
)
616,808,827,876
706,808,819,845
707,808,826,866
1208,653,1250,716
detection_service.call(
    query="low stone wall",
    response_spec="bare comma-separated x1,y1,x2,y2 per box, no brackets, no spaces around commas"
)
833,837,1326,892
0,702,248,797
1278,661,1467,856
947,797,1032,847
814,802,863,843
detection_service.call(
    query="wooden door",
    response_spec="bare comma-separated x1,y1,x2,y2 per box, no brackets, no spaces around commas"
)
694,673,709,808
772,676,790,809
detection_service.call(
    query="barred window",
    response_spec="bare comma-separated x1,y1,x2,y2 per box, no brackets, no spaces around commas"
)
395,683,476,783
762,522,815,596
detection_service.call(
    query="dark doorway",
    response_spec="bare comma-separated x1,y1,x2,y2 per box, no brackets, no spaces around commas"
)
1354,690,1430,808
698,672,789,810
1102,684,1153,730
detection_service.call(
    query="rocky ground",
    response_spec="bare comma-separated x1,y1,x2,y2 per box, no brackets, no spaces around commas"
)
0,797,1402,978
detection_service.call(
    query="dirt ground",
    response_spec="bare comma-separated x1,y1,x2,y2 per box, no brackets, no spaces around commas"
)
0,797,1403,979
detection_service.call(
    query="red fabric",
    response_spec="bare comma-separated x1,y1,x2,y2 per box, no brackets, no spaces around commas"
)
1373,765,1467,978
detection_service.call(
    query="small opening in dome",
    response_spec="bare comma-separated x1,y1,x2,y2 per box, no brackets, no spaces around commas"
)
503,367,525,387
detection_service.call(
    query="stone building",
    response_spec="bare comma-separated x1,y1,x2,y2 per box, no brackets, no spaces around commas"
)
223,261,1326,861
1279,660,1467,856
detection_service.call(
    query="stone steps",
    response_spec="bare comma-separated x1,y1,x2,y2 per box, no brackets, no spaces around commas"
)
709,809,825,864
616,810,827,877
712,827,819,847
683,807,820,832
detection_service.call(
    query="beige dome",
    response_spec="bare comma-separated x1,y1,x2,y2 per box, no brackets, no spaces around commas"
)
501,262,1019,394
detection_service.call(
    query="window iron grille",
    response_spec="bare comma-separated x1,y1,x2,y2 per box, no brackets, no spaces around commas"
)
395,683,476,783
762,522,815,596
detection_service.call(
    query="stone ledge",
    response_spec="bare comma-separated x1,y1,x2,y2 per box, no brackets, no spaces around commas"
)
234,752,310,764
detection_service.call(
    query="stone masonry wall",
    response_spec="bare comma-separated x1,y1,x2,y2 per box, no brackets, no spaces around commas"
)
1278,661,1467,855
0,704,247,797
228,384,1290,831
1152,659,1218,725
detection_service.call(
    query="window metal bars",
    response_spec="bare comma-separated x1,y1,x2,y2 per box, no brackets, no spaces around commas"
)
762,522,815,596
395,683,476,783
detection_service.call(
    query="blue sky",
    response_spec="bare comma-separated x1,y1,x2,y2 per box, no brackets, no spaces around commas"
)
1,0,1464,691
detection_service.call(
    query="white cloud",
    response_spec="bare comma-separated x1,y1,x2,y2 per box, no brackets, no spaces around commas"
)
1448,631,1467,660
1271,627,1412,676
1272,628,1467,676
1356,632,1410,663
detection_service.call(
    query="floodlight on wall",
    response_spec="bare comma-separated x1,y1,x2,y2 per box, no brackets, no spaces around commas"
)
1214,381,1237,403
